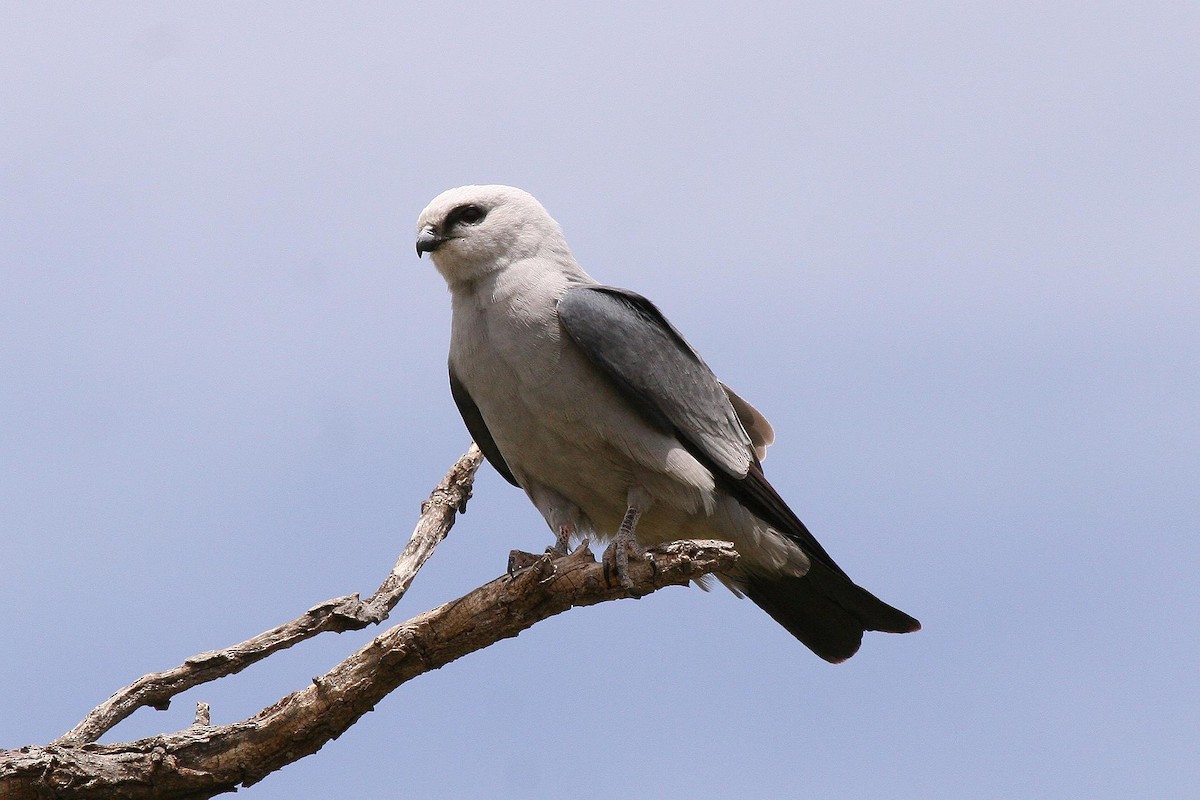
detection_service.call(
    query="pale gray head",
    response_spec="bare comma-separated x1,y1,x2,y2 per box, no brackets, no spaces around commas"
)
415,185,573,286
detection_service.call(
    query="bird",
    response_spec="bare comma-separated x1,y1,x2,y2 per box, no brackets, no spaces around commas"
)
415,184,919,662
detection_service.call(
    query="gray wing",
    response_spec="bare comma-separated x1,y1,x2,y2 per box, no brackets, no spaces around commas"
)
449,365,519,487
560,287,921,659
557,285,848,573
557,286,757,478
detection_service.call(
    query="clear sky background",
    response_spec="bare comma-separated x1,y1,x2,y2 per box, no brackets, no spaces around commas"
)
3,4,1197,798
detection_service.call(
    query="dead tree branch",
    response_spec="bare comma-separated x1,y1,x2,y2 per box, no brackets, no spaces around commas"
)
0,448,738,800
53,445,485,748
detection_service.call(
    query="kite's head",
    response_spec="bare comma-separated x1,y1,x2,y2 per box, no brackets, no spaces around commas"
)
416,185,571,287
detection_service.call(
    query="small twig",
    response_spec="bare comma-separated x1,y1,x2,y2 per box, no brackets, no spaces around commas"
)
53,446,484,746
363,445,484,617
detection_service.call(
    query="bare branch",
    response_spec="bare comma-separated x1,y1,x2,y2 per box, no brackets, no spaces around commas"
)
2,447,738,798
53,446,484,746
363,444,485,615
1,539,737,799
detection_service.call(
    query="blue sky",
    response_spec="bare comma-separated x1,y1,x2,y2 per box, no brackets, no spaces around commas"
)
3,3,1197,798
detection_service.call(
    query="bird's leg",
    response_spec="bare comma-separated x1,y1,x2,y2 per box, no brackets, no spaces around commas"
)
604,488,651,589
530,488,583,558
611,507,645,588
547,524,573,557
509,522,575,577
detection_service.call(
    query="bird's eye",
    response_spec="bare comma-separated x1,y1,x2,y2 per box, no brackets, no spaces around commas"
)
449,204,486,226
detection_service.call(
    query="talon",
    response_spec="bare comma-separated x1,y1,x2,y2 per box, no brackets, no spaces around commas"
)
507,549,541,574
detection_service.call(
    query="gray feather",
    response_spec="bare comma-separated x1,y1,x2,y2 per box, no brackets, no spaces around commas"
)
558,286,757,478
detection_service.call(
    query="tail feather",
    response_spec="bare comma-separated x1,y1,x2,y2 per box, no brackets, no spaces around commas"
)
742,560,920,663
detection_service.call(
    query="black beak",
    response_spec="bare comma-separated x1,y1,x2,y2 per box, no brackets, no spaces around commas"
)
416,227,447,257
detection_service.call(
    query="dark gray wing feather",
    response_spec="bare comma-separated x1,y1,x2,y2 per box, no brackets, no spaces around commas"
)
557,286,918,589
557,286,756,479
558,286,920,661
557,286,843,561
449,365,519,487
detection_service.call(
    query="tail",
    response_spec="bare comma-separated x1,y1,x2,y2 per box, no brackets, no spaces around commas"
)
741,559,921,663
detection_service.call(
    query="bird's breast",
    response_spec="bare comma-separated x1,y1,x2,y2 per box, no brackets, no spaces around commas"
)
448,284,719,539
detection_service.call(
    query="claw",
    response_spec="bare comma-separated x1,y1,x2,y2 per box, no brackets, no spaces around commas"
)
507,549,541,574
456,485,473,514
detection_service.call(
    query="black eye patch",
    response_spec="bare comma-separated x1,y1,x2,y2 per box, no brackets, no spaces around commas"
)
446,204,486,228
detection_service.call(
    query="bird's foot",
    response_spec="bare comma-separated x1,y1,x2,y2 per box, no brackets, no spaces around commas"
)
602,507,646,589
507,549,542,574
510,526,585,577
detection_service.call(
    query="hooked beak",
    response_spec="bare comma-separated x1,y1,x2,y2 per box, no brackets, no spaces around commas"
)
416,226,448,257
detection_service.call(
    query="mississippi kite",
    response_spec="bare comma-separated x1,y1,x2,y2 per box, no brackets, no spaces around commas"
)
416,185,919,662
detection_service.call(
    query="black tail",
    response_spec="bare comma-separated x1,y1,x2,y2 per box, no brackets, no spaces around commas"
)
742,559,921,663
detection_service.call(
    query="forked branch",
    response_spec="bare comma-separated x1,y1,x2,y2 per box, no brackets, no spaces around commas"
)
0,448,738,800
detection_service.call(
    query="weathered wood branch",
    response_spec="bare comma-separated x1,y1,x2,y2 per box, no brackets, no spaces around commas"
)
53,446,485,747
0,449,739,800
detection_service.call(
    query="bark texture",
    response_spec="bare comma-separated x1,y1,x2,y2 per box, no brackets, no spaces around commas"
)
0,448,738,800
